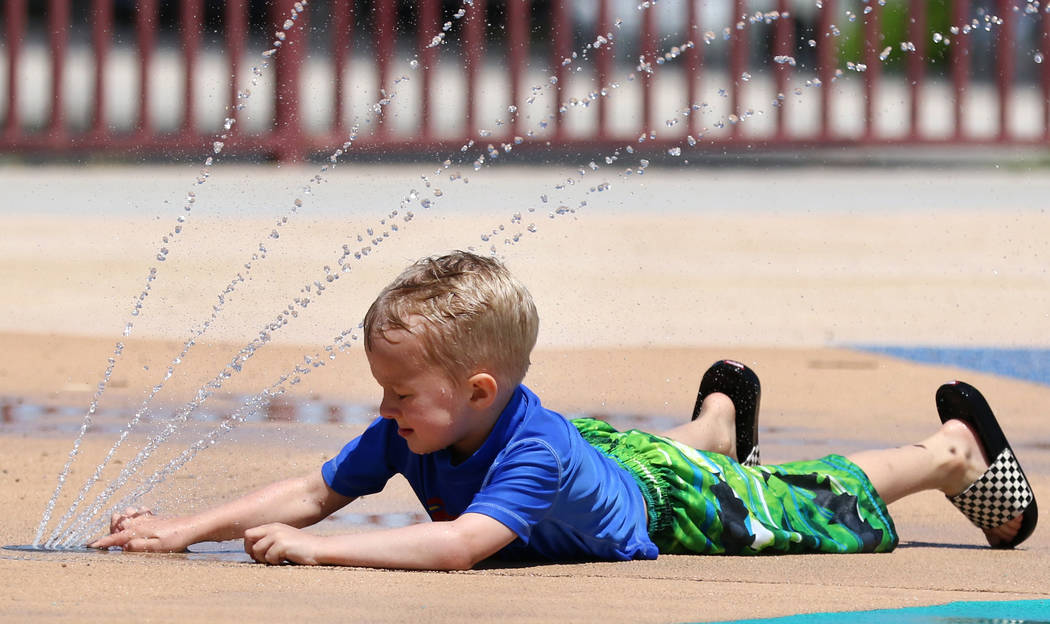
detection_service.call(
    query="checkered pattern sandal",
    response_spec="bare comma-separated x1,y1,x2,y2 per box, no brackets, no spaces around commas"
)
936,380,1039,549
692,360,762,467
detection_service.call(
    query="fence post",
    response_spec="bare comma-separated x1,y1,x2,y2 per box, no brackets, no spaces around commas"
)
91,0,111,137
47,0,70,140
3,0,26,139
273,0,305,162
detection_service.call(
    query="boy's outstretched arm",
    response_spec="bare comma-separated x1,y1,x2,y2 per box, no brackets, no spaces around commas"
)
89,471,352,552
244,512,518,570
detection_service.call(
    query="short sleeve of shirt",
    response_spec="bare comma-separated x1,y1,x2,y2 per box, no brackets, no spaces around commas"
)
464,437,564,542
321,418,400,498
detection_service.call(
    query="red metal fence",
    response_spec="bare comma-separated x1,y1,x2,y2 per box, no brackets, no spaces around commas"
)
2,0,1049,162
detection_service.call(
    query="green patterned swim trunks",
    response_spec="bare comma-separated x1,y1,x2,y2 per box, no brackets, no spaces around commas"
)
572,417,898,555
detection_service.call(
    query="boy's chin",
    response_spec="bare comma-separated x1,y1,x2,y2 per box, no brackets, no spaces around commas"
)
403,437,439,455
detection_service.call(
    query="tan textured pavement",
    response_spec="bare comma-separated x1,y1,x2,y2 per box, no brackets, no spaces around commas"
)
1,165,1048,622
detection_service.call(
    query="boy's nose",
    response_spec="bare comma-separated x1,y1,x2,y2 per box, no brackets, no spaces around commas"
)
378,398,398,420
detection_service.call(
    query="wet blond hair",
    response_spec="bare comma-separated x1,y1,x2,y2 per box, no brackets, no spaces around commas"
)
363,251,539,385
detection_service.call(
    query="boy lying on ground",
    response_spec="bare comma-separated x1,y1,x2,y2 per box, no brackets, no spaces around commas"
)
91,250,1038,567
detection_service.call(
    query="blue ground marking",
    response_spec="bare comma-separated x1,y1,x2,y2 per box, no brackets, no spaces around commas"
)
851,346,1050,387
698,599,1050,624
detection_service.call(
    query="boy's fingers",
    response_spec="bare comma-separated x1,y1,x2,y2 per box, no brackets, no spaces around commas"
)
90,530,129,550
265,544,285,565
124,537,161,552
246,529,278,564
110,507,152,533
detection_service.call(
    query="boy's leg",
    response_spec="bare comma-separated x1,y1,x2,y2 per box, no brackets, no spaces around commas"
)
849,381,1035,548
660,360,761,464
661,392,737,459
847,420,987,505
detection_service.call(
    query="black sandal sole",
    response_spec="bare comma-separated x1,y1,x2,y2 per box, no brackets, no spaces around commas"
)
935,380,1038,549
693,360,761,466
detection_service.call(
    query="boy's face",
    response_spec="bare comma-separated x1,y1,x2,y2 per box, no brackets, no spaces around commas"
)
366,324,489,459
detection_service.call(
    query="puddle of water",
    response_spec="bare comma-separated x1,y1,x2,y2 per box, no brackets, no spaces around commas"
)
0,395,679,438
3,544,95,553
3,512,433,563
325,511,429,529
0,394,380,437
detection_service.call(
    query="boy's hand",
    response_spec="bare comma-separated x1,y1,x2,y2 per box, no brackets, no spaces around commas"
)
88,507,194,552
243,523,323,565
108,506,153,534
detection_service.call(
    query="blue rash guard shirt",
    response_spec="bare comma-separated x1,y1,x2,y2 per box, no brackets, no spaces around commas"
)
321,385,658,561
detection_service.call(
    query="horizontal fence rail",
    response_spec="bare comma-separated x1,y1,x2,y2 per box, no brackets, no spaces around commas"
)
2,0,1049,162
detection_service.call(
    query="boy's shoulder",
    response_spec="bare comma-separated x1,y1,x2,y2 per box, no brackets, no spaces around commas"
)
496,385,580,454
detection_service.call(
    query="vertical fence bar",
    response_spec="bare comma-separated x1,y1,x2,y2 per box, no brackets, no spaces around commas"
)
2,0,26,137
772,0,791,141
1043,6,1050,142
641,4,656,138
862,1,881,141
47,0,70,138
374,0,395,140
273,0,304,161
180,0,202,135
91,0,111,136
686,0,702,138
551,0,570,140
225,0,246,128
136,0,158,136
817,0,836,140
332,0,351,137
728,0,745,139
417,0,439,142
950,0,969,140
464,0,487,134
595,0,611,137
994,0,1014,142
507,0,529,138
906,0,925,141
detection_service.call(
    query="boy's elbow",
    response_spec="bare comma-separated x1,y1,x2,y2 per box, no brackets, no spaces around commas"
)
435,529,492,571
437,540,479,571
442,552,476,571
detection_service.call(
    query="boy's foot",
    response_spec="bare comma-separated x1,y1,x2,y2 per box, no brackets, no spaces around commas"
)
936,381,1038,549
693,360,761,466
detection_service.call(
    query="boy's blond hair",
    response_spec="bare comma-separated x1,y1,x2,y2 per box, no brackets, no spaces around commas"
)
363,251,539,385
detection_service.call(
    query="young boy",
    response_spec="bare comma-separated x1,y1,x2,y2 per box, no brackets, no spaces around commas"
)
91,251,1038,566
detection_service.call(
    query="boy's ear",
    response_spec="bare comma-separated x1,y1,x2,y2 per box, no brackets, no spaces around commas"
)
467,373,499,409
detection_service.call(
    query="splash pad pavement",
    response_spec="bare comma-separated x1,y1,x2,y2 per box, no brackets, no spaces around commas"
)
2,0,1050,619
2,164,1049,622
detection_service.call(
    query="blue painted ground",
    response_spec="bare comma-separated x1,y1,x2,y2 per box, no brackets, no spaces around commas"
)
699,599,1050,624
851,346,1050,387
